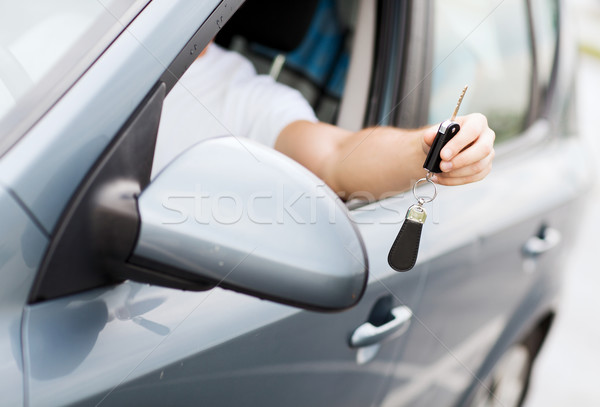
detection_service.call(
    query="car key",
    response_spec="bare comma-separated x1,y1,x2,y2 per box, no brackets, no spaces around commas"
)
388,86,467,272
423,85,468,173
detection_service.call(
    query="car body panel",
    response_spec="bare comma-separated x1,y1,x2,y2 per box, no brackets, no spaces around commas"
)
23,284,300,406
0,186,48,407
377,129,589,406
343,117,589,406
47,273,425,406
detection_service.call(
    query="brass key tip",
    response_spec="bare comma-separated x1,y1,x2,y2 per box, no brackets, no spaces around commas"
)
451,85,468,121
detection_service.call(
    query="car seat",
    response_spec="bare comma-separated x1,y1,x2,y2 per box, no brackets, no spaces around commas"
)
216,0,352,122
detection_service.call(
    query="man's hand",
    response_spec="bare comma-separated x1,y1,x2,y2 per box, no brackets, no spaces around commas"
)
422,113,495,186
276,113,495,199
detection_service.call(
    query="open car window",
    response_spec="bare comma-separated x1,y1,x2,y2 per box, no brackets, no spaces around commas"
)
215,0,363,126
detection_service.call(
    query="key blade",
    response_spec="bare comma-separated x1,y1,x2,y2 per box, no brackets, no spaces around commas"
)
450,85,468,121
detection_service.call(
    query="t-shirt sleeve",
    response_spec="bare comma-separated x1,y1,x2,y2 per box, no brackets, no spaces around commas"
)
222,53,318,148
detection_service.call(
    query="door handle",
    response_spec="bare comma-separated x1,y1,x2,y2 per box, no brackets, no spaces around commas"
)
522,227,561,256
350,305,412,348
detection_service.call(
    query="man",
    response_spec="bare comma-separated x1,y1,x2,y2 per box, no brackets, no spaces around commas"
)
153,43,495,199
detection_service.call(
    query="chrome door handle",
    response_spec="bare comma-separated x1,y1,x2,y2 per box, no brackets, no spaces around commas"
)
350,306,412,348
522,227,561,256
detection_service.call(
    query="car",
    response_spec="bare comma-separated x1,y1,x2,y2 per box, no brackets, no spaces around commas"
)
0,0,589,406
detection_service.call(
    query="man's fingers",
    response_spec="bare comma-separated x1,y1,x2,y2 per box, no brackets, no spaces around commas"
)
438,150,495,179
423,112,495,186
440,113,488,161
441,128,495,171
433,161,493,186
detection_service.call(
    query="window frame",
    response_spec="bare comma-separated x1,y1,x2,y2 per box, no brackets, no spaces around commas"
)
364,0,414,128
527,0,561,121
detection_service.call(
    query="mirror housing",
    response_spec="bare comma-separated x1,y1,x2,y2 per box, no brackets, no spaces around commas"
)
130,137,368,311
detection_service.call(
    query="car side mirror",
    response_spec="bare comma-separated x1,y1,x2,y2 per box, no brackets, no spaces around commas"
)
129,136,368,311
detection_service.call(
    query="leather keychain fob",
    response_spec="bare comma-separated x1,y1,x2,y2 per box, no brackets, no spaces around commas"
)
388,85,467,272
388,204,427,271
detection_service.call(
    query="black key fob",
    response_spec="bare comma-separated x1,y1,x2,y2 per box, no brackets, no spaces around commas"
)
388,204,426,271
423,120,460,173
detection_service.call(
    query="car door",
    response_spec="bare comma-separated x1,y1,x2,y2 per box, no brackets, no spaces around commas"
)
0,1,428,406
366,0,590,405
0,187,47,406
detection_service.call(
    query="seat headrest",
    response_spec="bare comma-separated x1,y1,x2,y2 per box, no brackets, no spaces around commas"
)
216,0,321,52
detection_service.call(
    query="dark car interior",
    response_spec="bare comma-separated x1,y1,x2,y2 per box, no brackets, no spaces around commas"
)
216,0,360,125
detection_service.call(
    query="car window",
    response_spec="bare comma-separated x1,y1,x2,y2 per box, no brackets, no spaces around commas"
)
153,0,363,180
220,0,360,125
428,0,532,143
0,0,147,151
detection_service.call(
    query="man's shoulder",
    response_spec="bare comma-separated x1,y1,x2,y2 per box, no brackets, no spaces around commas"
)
194,43,256,77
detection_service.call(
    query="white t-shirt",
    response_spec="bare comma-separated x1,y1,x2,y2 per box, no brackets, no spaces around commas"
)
151,44,318,178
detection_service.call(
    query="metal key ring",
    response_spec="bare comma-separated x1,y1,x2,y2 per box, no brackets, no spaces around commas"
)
413,176,437,204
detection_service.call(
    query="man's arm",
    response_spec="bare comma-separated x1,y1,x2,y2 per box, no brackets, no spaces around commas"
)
274,113,495,199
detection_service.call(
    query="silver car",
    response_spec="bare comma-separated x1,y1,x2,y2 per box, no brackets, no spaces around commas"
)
0,0,589,406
